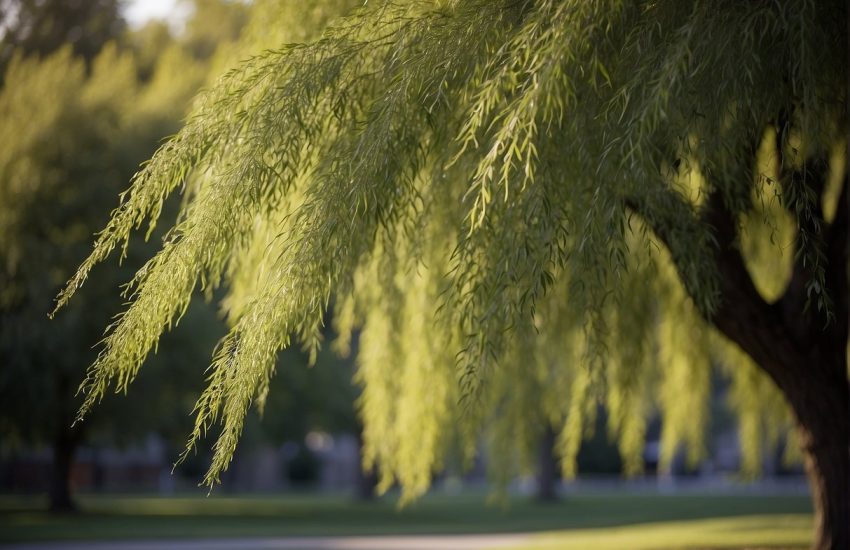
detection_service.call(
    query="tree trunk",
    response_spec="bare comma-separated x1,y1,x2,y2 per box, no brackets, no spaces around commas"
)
355,464,378,501
536,425,558,502
781,350,849,550
354,427,377,501
713,306,849,549
713,311,849,549
801,420,850,550
48,426,80,513
636,182,849,547
695,181,849,550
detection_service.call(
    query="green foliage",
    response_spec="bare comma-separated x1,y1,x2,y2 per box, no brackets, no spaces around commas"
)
0,0,246,457
125,21,175,82
183,0,250,60
57,0,848,499
0,44,142,445
0,0,125,71
240,0,360,47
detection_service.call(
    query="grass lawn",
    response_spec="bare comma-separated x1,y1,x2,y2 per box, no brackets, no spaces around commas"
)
0,491,812,548
514,515,812,549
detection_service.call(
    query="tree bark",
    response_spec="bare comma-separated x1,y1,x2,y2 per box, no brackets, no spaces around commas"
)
705,188,849,550
631,173,849,549
796,381,850,550
355,463,378,501
536,424,558,502
354,427,377,501
775,347,850,550
48,425,81,514
708,217,848,549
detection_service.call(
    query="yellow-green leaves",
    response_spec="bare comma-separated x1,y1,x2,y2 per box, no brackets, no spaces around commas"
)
58,0,845,495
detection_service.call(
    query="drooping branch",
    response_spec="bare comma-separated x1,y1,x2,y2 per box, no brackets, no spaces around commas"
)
823,176,849,349
770,111,848,358
627,186,799,390
773,117,834,344
697,191,800,383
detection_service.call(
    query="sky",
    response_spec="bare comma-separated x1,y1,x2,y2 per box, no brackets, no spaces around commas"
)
124,0,188,28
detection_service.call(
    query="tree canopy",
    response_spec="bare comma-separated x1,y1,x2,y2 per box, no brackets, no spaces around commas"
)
0,0,255,510
55,0,848,544
0,0,124,71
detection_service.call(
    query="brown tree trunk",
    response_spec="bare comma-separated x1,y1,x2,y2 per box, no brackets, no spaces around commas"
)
712,295,849,549
640,178,850,549
354,427,377,501
712,291,849,549
536,424,558,502
48,426,80,513
698,170,849,549
801,419,850,550
782,349,849,550
355,463,378,501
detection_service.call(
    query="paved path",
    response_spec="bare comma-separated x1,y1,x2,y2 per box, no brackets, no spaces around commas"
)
0,534,531,550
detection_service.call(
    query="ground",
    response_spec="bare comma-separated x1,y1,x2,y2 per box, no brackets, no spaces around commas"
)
0,491,812,549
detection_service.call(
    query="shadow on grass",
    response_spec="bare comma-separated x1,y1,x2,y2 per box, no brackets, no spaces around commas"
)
0,492,812,543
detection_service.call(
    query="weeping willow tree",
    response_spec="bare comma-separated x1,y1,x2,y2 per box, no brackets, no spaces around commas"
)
54,1,848,547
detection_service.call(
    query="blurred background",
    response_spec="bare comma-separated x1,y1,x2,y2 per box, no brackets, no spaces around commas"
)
0,1,813,548
0,0,369,509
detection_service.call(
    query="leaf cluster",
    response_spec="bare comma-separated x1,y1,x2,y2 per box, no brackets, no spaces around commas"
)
57,0,848,494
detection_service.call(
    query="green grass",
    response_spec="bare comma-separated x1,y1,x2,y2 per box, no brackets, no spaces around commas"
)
0,492,812,548
514,515,812,549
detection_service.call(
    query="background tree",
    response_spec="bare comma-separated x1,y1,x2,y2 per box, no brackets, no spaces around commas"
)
0,45,145,511
236,340,359,488
53,1,848,548
0,0,250,512
182,0,249,61
125,20,174,82
0,0,124,73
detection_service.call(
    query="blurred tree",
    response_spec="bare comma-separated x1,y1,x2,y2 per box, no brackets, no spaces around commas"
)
238,0,358,47
0,0,124,72
182,0,249,60
259,346,358,443
0,0,247,509
53,1,849,548
124,20,174,82
0,45,144,512
233,340,359,490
